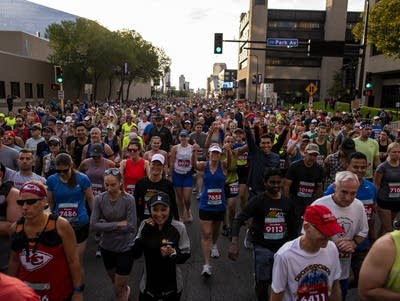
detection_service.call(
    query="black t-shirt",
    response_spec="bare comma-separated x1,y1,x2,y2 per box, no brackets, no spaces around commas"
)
134,177,179,222
285,159,323,202
231,192,298,252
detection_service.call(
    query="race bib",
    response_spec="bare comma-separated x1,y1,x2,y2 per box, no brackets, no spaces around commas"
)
297,292,328,301
280,159,286,169
297,181,315,198
363,199,375,220
388,183,400,198
264,217,285,240
177,159,190,168
238,153,248,161
58,203,78,222
207,188,222,206
228,182,239,195
92,184,104,197
127,184,135,196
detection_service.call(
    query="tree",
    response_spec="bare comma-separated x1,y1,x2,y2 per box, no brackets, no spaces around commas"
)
352,0,400,59
327,69,346,100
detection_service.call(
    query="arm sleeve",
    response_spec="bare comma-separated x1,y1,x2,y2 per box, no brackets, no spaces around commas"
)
168,182,180,220
231,196,259,237
90,195,119,232
272,128,288,154
323,184,334,196
131,220,151,258
174,221,191,264
245,125,257,155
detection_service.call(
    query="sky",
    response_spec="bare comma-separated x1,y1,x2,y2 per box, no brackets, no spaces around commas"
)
29,0,365,90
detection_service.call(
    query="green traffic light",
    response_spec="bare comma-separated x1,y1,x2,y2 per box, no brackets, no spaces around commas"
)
56,78,63,84
365,82,373,89
215,47,222,53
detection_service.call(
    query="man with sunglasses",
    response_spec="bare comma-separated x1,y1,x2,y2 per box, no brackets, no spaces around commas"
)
8,181,84,301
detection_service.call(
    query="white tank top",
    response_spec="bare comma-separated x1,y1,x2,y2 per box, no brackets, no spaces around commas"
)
174,144,193,174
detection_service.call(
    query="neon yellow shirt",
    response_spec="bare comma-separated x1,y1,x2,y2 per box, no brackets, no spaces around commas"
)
5,117,16,129
385,230,400,292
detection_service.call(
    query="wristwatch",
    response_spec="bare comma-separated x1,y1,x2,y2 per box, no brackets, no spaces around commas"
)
73,284,85,293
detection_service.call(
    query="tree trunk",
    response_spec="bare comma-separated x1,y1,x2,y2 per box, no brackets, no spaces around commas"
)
125,79,133,101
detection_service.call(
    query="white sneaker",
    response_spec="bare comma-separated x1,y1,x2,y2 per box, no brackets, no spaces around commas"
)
95,247,101,258
244,229,253,249
210,245,220,258
201,264,212,277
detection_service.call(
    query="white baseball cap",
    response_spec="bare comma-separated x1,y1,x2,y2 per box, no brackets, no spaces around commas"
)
208,144,222,153
151,154,165,165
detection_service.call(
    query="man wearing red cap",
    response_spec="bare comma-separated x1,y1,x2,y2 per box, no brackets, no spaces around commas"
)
271,204,343,301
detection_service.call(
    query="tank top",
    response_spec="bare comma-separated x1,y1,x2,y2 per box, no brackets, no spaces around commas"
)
385,230,400,292
11,214,73,301
200,161,226,212
222,152,238,184
124,158,146,195
312,137,328,165
174,144,193,174
234,142,248,167
73,138,89,167
86,158,108,196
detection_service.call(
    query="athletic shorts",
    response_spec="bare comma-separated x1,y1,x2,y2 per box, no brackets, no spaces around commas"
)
172,171,193,188
253,245,274,283
73,223,89,244
236,165,249,184
199,209,225,221
224,182,239,199
101,248,134,276
377,198,400,212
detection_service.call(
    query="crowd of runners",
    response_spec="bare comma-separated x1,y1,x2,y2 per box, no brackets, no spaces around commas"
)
0,97,399,301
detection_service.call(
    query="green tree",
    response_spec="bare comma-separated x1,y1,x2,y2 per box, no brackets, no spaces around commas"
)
327,70,346,99
352,0,400,59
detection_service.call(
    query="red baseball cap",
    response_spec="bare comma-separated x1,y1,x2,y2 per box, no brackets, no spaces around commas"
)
304,205,343,237
4,131,16,138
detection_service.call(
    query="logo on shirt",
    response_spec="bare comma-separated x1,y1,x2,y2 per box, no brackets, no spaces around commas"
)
295,264,331,301
19,250,53,271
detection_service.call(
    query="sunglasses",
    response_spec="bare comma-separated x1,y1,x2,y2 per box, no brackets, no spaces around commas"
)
128,148,139,153
104,168,121,176
56,168,70,174
17,198,42,206
49,142,60,147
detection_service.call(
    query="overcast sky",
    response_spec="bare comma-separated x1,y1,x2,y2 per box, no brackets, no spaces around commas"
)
29,0,365,90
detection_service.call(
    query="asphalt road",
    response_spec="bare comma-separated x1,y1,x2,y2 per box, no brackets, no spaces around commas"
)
83,195,360,301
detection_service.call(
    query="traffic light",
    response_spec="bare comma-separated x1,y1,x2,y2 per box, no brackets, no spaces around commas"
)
54,65,63,84
365,72,373,89
214,33,223,54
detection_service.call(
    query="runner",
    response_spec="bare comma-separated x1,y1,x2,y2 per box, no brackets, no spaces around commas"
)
8,181,84,301
90,168,136,301
192,143,230,276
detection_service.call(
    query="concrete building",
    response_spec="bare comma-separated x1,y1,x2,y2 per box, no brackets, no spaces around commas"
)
0,0,151,108
362,0,400,108
237,0,361,104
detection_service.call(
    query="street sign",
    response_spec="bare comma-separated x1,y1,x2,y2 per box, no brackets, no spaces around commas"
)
57,90,64,100
305,82,318,96
267,38,298,47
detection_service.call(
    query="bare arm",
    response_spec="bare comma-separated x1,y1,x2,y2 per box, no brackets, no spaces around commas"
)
84,187,94,212
270,292,284,301
47,190,55,212
57,217,83,300
78,160,88,173
330,280,342,301
81,145,88,163
359,234,400,300
104,144,115,162
0,188,20,236
373,170,383,190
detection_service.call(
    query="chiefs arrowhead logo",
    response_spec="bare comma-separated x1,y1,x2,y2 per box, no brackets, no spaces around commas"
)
19,250,53,271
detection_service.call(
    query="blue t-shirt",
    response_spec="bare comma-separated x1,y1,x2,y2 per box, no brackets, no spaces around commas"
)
47,172,91,226
324,179,376,250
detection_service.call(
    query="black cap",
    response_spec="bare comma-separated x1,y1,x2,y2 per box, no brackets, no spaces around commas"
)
90,143,103,157
148,192,170,207
340,138,356,152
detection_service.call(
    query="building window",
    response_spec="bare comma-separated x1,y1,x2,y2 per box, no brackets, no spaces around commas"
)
10,82,20,97
24,83,33,98
0,81,5,99
37,84,44,98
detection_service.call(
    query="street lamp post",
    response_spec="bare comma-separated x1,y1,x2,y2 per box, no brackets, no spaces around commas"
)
250,54,259,102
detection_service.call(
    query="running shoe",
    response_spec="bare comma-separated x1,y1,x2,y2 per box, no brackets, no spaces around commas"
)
201,264,212,277
210,245,220,258
243,229,253,249
221,225,232,237
95,246,101,258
